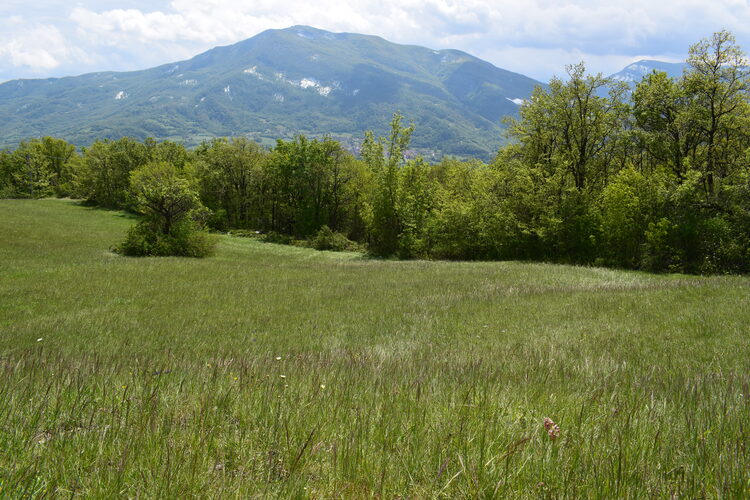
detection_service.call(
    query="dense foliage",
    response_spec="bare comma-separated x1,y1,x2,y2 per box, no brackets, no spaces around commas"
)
115,161,215,257
2,31,749,272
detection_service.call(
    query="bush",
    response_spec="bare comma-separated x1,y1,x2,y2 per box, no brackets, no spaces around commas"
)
597,167,661,268
262,231,294,245
312,225,358,252
114,160,216,258
641,218,681,272
115,220,215,257
696,217,748,274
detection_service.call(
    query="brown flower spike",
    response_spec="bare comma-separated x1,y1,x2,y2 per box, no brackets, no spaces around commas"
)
543,417,560,440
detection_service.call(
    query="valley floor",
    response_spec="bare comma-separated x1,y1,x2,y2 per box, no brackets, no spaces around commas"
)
1,199,749,497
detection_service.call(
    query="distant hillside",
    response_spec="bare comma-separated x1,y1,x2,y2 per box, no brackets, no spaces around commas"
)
0,26,544,160
608,59,687,89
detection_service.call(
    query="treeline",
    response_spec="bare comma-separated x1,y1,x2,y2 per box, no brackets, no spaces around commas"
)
2,30,749,272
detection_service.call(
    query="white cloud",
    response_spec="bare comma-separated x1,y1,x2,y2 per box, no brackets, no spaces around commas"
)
0,24,73,71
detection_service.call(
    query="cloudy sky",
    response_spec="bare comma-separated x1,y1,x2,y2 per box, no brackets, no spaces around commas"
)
2,0,749,84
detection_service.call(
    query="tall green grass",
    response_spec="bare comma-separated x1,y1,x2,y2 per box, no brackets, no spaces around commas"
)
1,199,749,497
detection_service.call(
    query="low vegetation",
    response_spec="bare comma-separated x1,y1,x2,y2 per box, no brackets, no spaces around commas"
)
1,199,749,497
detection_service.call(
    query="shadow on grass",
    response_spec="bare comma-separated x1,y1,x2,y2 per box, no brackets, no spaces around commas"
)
72,199,139,221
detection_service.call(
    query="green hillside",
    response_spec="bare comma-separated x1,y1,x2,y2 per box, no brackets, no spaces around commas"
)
1,199,749,496
0,26,542,159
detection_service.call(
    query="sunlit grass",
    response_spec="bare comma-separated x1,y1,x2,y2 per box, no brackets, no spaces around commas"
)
1,199,749,497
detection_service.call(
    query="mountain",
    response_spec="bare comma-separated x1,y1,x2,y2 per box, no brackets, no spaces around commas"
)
0,26,543,160
608,59,687,88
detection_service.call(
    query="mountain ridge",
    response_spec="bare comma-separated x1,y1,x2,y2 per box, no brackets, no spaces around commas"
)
0,27,692,159
0,26,541,159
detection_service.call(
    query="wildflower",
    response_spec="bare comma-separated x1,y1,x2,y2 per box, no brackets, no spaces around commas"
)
122,385,128,390
543,417,560,440
320,384,326,390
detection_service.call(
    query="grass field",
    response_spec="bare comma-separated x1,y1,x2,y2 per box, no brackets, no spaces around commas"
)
1,199,749,498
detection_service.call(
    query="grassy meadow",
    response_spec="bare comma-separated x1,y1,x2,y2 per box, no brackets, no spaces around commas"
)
1,198,749,498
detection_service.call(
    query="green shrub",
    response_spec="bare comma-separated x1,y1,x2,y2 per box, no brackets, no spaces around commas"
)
312,225,358,252
597,167,661,268
262,231,293,245
697,217,748,274
642,218,681,272
115,220,215,258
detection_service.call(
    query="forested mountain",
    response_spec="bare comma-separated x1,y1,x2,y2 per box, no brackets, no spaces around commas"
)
0,25,542,159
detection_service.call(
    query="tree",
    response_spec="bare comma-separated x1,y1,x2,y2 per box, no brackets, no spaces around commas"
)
76,138,150,208
362,112,414,256
509,63,629,191
427,158,494,260
0,138,78,198
0,149,16,197
503,64,629,262
195,138,268,230
35,137,78,196
0,143,50,198
268,135,359,237
116,161,214,257
0,137,80,197
632,71,701,178
597,166,663,267
130,162,201,235
683,29,750,197
396,157,436,258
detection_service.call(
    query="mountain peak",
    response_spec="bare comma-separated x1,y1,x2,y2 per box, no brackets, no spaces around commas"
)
287,25,331,37
609,59,686,85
